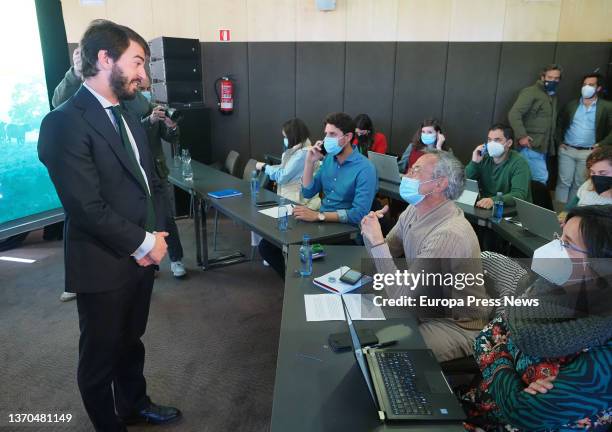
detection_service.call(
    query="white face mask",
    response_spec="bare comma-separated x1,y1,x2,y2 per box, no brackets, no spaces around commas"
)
531,240,573,285
581,85,596,99
531,239,589,286
486,140,505,158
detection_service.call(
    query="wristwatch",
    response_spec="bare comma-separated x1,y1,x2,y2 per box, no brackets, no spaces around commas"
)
317,212,326,222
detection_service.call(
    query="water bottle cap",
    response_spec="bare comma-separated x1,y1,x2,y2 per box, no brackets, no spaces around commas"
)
496,192,503,196
303,234,310,241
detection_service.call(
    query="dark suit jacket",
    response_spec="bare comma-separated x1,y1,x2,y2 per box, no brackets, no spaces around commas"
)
38,85,166,293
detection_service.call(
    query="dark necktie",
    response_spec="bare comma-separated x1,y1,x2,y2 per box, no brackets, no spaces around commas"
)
109,105,156,232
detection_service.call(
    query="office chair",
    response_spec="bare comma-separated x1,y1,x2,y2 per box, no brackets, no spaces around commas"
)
530,180,554,210
209,150,241,177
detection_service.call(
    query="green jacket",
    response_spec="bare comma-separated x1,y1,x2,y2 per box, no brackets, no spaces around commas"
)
508,81,558,156
556,97,612,147
465,150,532,206
51,67,179,179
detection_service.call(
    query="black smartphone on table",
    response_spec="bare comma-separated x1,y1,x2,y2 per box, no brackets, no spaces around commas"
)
255,200,277,207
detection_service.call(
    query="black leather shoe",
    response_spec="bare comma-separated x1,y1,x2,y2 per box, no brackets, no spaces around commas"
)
121,401,182,425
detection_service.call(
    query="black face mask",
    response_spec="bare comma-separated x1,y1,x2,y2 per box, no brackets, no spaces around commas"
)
591,175,612,195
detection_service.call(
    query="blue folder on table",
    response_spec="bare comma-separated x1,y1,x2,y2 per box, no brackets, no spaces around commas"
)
207,189,243,199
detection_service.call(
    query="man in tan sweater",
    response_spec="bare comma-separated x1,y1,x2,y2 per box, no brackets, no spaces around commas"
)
361,150,491,362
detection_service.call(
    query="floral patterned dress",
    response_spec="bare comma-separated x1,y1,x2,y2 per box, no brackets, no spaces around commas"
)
459,315,612,431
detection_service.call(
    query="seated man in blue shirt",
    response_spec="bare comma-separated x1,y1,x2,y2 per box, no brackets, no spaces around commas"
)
258,112,377,279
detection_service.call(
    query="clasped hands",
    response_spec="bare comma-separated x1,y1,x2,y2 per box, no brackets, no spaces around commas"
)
136,231,169,267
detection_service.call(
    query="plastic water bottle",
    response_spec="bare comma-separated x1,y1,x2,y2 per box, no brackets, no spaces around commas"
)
173,144,181,168
492,192,504,223
250,170,259,204
181,149,193,182
278,197,289,231
299,234,313,277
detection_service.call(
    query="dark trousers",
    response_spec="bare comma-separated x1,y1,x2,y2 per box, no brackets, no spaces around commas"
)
76,266,154,432
162,180,183,262
258,239,285,279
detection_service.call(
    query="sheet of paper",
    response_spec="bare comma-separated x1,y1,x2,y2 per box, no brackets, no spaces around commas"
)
455,190,479,207
258,204,294,219
304,294,344,321
344,294,386,320
304,294,386,322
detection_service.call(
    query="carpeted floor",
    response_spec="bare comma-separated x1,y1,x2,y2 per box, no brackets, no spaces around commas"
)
0,216,284,432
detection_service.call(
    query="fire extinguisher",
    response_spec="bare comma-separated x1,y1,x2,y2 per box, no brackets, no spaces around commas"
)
215,76,234,114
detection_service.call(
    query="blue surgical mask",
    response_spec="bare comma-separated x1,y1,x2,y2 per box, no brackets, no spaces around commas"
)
141,90,152,101
399,176,435,205
323,136,343,156
421,133,436,146
283,137,289,148
544,80,558,95
486,140,505,158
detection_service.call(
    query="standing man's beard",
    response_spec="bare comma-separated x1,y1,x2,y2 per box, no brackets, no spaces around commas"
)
110,64,139,100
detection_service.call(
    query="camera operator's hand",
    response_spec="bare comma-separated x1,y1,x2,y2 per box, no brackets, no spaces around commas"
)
163,115,177,129
149,106,166,124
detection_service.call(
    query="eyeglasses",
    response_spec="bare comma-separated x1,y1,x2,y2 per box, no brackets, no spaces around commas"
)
553,232,589,255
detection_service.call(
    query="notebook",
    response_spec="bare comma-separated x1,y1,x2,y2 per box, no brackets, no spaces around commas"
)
313,266,373,294
207,189,243,199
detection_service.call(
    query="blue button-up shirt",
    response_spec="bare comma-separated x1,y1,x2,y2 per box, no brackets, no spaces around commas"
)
302,146,377,226
564,98,597,148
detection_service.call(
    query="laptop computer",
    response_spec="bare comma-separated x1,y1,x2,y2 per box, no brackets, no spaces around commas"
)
454,179,479,207
342,297,465,422
514,198,562,241
368,151,402,184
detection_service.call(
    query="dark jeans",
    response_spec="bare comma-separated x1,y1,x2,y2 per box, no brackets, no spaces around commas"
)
162,180,183,262
76,266,154,431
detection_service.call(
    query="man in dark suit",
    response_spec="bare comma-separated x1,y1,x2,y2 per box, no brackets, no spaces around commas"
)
38,20,181,431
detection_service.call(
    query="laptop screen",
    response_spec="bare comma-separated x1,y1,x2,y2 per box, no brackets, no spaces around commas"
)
342,296,378,406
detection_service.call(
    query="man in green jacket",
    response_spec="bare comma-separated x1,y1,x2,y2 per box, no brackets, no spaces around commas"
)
508,64,562,185
52,48,187,303
554,72,612,204
466,124,532,209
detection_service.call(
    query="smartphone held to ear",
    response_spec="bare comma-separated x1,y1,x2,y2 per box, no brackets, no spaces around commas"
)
478,144,488,157
316,140,327,156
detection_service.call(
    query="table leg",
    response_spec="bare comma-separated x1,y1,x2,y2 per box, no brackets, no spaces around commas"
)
194,194,205,267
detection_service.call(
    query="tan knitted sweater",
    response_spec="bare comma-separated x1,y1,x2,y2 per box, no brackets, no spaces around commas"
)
365,200,491,330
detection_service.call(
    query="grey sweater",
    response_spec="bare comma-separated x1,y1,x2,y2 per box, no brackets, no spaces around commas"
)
364,200,491,330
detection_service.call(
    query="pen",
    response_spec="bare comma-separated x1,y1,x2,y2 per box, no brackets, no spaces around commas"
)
369,340,398,349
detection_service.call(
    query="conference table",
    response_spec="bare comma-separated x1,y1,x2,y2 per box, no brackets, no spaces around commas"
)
167,160,358,270
271,245,464,432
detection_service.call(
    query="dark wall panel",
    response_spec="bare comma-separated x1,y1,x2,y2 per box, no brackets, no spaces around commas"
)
391,42,448,155
443,42,502,163
554,42,612,109
248,42,296,163
296,42,345,142
344,42,396,146
201,42,250,172
493,42,556,124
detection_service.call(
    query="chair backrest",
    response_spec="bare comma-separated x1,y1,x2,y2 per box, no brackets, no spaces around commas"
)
530,180,554,210
242,158,258,181
480,251,530,317
225,150,240,177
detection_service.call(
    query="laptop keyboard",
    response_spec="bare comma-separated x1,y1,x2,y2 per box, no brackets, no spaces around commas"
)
375,352,432,416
